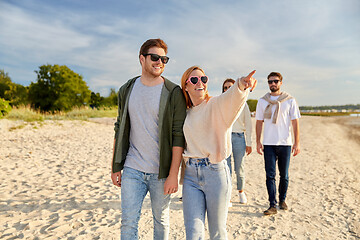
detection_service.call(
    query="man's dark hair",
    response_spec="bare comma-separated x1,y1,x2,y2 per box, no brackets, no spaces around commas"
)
267,72,283,81
139,38,168,57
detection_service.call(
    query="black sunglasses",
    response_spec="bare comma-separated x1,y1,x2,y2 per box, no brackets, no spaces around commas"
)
268,80,280,84
143,53,169,64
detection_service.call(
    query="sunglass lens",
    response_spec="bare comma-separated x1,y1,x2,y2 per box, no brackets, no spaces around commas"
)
268,80,279,84
161,56,169,64
150,54,161,62
201,76,208,84
190,77,198,84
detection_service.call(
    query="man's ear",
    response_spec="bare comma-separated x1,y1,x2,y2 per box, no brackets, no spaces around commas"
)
139,55,145,65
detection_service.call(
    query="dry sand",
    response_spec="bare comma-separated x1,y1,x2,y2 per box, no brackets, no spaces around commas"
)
0,116,359,239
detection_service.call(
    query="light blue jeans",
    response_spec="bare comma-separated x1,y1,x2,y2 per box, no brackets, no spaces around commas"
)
226,132,246,191
183,158,231,240
120,167,170,240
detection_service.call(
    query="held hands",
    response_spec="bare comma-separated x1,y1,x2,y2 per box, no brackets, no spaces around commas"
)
164,174,178,195
240,70,257,92
111,170,179,194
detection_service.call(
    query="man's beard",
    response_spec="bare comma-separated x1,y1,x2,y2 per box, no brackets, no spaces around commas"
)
270,86,279,92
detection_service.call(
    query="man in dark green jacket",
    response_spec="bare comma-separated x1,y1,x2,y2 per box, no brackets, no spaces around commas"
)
111,38,186,240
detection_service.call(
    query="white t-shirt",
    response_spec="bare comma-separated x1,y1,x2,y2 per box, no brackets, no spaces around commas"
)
255,95,300,145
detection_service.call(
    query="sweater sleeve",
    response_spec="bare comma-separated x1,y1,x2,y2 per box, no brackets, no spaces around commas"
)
216,78,250,127
243,103,252,146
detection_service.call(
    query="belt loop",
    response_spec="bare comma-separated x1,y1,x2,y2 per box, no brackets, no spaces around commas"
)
205,158,210,166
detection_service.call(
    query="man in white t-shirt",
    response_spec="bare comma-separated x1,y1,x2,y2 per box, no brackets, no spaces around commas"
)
255,72,300,215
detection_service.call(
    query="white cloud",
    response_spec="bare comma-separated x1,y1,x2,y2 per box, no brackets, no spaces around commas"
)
0,3,91,61
0,0,359,105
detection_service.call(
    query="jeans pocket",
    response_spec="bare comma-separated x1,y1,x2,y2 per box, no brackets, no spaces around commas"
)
208,162,225,171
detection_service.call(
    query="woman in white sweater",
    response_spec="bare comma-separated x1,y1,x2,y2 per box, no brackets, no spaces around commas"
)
180,66,257,239
222,79,253,205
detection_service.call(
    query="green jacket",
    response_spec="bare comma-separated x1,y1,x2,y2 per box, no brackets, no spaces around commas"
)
112,76,186,179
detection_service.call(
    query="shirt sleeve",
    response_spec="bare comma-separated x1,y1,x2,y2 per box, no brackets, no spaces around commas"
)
289,99,301,120
255,98,265,121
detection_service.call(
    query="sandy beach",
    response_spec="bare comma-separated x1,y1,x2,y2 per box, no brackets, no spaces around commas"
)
0,116,359,240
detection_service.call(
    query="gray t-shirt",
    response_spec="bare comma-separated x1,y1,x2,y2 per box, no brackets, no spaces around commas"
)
124,77,163,173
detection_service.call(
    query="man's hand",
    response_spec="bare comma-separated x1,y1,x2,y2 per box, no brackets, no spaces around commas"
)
291,119,300,157
111,171,122,187
164,174,178,195
292,143,300,156
240,70,257,92
246,146,252,155
256,142,263,155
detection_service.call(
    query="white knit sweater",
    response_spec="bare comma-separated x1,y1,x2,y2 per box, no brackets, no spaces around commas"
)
231,102,252,147
183,78,249,163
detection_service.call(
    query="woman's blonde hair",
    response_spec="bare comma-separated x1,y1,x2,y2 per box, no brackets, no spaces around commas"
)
180,66,210,108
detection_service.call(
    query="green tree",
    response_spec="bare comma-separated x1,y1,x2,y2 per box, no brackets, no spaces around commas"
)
102,88,118,106
0,69,29,106
28,64,91,111
89,92,104,108
6,83,29,106
0,69,12,99
0,98,12,118
247,99,258,112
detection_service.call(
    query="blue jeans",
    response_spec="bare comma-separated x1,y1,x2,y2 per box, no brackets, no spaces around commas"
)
120,167,170,240
183,158,231,240
226,132,246,191
263,145,291,207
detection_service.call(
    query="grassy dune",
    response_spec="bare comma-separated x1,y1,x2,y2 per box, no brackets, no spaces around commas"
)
4,105,357,121
300,112,352,117
5,105,117,122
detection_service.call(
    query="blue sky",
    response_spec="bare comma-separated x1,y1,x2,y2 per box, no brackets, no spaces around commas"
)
1,0,359,106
